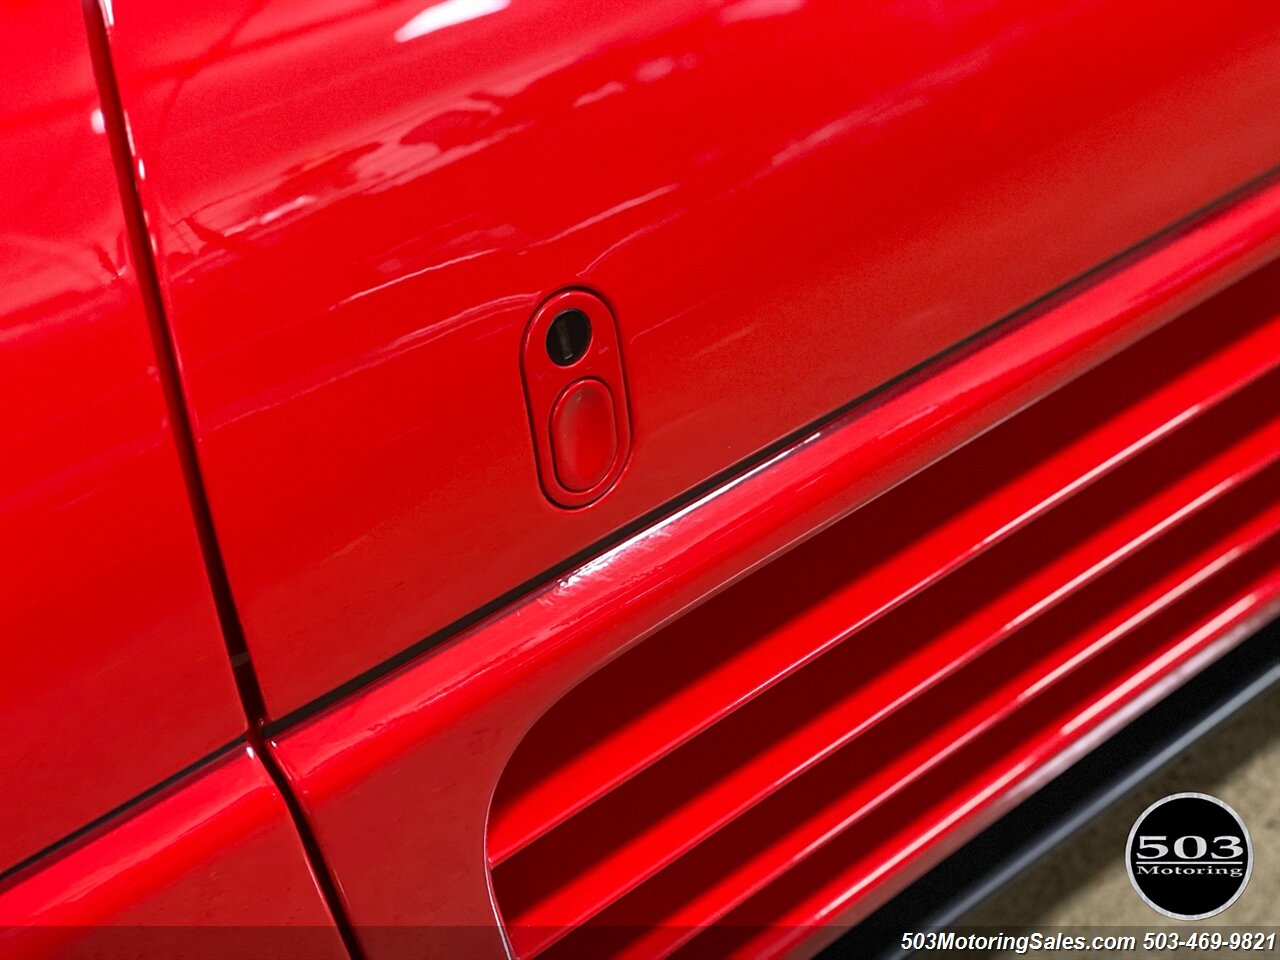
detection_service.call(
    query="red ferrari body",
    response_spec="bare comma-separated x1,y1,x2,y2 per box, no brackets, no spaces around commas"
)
2,1,1278,957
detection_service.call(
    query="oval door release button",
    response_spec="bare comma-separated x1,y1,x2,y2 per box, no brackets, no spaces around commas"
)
549,378,619,493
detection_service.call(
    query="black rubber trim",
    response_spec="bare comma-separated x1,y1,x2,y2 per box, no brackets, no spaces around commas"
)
819,615,1280,960
0,738,243,889
79,0,266,724
249,727,368,960
265,166,1280,737
81,7,364,957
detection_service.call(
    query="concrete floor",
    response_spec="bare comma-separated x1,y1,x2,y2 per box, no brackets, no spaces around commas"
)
968,683,1280,956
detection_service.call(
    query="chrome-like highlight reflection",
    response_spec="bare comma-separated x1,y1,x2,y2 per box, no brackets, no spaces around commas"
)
393,0,509,43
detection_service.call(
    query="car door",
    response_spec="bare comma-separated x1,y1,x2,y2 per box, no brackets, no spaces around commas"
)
104,0,1280,722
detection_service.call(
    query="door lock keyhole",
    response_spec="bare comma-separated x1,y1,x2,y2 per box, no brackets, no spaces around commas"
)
545,309,592,366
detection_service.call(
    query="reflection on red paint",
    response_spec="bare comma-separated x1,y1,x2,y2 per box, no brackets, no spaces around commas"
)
105,0,1280,718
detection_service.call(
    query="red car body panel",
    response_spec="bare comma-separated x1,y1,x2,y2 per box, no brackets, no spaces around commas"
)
272,182,1280,959
105,0,1280,719
0,747,346,960
0,0,244,874
4,0,1280,955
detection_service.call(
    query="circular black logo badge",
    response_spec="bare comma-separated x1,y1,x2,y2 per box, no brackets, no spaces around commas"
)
1126,793,1252,920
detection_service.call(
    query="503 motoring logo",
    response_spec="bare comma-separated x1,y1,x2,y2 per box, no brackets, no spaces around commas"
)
1126,793,1254,920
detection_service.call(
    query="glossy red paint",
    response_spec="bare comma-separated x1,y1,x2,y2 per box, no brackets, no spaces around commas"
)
271,185,1280,959
105,0,1280,719
0,0,244,873
0,746,348,960
550,380,619,494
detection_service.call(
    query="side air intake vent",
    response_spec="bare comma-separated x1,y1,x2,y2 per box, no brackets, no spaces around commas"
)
488,261,1280,959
